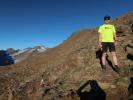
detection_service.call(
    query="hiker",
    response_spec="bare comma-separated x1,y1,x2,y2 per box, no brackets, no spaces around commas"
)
98,15,119,72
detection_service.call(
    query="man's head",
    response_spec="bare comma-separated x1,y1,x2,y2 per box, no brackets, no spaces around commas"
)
104,15,110,24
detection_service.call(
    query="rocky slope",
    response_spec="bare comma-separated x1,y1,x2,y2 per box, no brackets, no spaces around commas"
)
0,12,133,100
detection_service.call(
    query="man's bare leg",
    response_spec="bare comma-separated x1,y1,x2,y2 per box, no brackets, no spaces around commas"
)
111,51,118,65
102,52,107,71
111,51,119,72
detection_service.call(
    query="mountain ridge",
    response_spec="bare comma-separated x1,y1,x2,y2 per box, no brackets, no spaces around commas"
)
0,12,133,100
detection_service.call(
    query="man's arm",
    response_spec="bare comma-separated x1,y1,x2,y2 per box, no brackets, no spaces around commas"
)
98,26,102,48
98,32,102,48
99,32,102,42
113,25,117,42
113,32,117,41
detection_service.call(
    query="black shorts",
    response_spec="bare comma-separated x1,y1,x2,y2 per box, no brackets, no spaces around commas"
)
102,42,116,53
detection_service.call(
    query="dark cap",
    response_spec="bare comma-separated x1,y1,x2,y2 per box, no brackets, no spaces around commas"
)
104,15,110,20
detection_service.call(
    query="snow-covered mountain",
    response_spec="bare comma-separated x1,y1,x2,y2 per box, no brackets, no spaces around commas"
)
7,45,47,63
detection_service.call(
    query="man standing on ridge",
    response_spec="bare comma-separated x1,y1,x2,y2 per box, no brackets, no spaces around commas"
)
98,15,119,72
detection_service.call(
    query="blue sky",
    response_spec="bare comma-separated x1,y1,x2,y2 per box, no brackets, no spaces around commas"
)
0,0,133,50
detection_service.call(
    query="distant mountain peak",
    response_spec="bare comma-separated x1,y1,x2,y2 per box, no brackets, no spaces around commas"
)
4,45,48,63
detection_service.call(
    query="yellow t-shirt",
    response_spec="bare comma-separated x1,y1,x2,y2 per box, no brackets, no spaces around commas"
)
98,24,116,42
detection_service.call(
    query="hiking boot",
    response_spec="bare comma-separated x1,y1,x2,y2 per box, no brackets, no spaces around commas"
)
114,65,120,73
102,65,106,72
